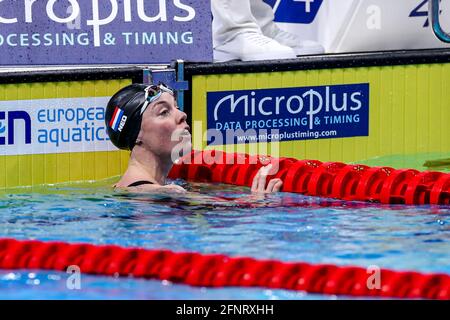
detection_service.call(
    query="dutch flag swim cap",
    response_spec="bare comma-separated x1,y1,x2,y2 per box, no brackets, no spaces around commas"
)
105,83,149,151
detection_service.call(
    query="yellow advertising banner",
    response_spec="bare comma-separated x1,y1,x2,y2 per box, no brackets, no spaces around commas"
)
0,79,130,189
191,64,450,172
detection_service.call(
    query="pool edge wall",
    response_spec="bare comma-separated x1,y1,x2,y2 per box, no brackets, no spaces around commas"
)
186,49,450,172
1,49,450,189
0,67,142,189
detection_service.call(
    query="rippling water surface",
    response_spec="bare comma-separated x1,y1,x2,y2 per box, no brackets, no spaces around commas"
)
0,180,449,299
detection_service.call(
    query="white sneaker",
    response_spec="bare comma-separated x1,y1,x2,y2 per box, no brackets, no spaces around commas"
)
262,24,325,56
214,32,297,62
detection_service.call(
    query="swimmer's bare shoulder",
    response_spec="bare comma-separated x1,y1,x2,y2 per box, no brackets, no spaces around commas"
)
114,182,187,194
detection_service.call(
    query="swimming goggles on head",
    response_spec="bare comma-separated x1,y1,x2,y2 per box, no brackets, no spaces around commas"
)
140,83,174,115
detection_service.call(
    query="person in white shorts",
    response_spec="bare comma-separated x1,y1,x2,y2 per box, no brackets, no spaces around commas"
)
212,0,324,62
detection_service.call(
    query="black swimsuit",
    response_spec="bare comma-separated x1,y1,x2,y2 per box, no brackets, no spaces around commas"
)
128,180,155,187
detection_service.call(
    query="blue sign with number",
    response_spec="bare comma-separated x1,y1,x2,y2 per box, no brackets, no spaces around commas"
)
264,0,324,24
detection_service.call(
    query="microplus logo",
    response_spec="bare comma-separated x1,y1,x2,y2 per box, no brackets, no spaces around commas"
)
207,84,369,145
0,0,196,47
0,110,32,145
264,0,323,24
0,0,211,65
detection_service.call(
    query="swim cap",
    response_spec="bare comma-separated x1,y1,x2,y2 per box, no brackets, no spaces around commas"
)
105,83,147,150
105,83,174,150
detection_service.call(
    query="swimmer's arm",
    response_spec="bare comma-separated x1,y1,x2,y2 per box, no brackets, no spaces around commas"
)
118,164,282,206
179,164,283,203
125,183,230,206
177,165,284,206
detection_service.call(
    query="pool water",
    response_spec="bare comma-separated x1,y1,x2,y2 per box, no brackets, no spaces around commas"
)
0,180,449,299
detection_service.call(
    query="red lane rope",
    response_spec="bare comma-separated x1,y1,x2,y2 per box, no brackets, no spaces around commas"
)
0,239,449,299
169,150,450,205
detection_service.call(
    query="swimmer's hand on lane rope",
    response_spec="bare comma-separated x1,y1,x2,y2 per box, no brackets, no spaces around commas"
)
127,164,282,207
126,164,283,208
164,163,282,196
162,164,283,208
251,163,283,194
